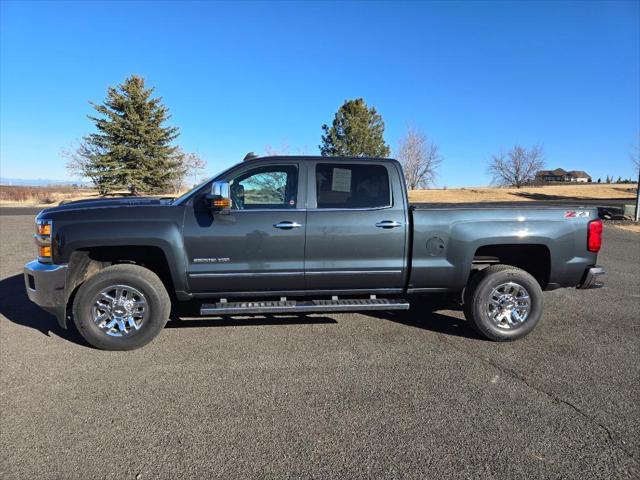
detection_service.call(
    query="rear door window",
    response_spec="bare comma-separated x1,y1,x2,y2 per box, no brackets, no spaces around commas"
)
315,164,390,209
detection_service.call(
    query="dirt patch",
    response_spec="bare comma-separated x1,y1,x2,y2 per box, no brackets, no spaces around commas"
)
0,187,175,208
0,185,95,206
611,224,640,233
409,184,637,203
2,183,636,207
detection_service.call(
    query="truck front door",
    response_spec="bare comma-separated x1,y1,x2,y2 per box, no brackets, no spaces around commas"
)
183,162,307,294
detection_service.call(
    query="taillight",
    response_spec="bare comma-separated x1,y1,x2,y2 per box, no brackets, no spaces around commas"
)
587,219,603,253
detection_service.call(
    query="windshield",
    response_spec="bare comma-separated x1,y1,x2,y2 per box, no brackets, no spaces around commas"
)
172,162,240,205
171,176,213,205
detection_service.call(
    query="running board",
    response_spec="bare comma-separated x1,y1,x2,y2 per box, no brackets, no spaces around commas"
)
200,298,410,316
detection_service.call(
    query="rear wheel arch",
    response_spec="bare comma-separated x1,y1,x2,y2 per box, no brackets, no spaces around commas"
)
467,243,551,289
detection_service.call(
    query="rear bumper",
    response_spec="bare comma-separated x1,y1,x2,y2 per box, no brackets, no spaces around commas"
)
577,266,605,289
24,260,68,327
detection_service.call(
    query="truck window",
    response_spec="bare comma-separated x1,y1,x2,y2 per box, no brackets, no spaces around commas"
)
230,165,298,210
316,164,390,209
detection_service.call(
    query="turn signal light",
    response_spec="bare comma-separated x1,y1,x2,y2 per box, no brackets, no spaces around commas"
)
38,223,51,235
39,245,52,258
213,198,231,208
587,219,603,253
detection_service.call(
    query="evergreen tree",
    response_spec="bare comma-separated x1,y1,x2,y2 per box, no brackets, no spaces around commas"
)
320,98,390,157
74,75,181,194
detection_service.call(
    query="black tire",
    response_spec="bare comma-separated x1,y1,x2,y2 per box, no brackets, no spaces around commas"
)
463,265,543,341
72,264,171,350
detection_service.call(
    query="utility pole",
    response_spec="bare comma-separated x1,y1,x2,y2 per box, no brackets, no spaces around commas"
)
635,167,640,222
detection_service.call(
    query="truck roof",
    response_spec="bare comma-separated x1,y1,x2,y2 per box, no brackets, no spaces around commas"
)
242,155,399,164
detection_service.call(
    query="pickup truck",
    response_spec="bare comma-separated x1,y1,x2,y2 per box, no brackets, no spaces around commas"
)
24,156,605,350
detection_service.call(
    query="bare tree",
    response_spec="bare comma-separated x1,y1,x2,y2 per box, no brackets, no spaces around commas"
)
397,126,442,189
488,144,545,188
183,151,207,187
62,140,112,195
264,143,291,156
168,149,207,193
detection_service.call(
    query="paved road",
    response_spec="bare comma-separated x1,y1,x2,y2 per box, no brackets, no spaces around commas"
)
1,215,638,479
0,207,41,216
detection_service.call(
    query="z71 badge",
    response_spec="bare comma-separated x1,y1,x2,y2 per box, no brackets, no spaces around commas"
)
564,210,589,218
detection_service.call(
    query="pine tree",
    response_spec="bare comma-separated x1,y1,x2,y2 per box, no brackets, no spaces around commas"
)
320,98,390,157
81,75,181,194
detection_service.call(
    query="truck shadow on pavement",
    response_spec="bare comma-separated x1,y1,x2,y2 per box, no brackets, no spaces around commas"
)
369,297,482,340
0,273,480,346
167,304,340,328
167,297,480,339
0,273,87,346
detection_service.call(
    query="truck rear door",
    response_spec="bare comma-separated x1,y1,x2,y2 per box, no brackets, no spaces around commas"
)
304,161,408,291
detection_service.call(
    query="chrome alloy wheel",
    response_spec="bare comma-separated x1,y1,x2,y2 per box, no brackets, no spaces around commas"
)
91,285,148,337
485,282,531,329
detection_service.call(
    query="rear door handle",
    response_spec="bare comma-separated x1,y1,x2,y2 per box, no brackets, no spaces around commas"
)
274,221,302,229
375,220,402,229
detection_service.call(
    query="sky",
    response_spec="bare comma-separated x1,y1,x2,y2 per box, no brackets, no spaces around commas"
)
1,0,638,187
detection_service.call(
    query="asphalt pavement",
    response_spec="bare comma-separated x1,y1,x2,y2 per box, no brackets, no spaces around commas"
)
1,214,638,479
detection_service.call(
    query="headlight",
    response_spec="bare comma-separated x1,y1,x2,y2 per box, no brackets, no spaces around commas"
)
35,219,53,262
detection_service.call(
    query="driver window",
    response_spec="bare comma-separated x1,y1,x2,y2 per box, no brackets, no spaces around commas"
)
230,165,298,210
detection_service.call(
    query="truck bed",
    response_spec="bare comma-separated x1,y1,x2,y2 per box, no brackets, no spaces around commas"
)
407,204,598,292
410,200,626,213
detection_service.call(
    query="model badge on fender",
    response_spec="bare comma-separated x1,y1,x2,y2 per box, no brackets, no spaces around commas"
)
564,211,589,218
193,257,230,263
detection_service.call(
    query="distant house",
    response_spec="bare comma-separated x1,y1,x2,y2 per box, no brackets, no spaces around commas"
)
536,168,591,183
536,168,569,182
566,170,591,183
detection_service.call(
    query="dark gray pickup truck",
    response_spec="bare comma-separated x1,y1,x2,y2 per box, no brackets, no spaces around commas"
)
25,156,604,350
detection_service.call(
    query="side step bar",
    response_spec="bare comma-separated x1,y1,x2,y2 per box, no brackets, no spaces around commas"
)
200,298,410,316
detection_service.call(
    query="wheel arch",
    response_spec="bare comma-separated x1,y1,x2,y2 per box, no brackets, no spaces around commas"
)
63,245,178,327
468,243,551,289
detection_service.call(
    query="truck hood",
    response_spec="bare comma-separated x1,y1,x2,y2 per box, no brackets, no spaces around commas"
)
39,196,174,215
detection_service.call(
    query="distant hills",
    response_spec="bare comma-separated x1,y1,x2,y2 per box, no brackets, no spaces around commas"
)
0,177,91,187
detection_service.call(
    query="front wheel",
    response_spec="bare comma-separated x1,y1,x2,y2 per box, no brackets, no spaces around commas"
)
72,264,171,350
463,265,543,341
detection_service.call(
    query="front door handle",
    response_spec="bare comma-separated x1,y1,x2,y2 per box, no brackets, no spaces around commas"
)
375,220,402,229
274,221,302,229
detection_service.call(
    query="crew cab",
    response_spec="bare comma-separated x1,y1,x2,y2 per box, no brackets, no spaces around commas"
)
24,156,605,350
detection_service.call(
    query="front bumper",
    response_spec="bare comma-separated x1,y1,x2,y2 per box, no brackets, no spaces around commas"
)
577,266,605,289
24,260,68,327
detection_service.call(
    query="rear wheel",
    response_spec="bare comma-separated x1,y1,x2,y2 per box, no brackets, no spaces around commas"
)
463,265,543,341
72,264,171,350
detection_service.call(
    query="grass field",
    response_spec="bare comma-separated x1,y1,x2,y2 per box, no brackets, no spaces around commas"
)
0,186,137,207
1,183,637,207
408,183,637,203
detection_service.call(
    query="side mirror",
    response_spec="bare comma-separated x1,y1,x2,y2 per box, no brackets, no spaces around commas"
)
209,181,231,214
